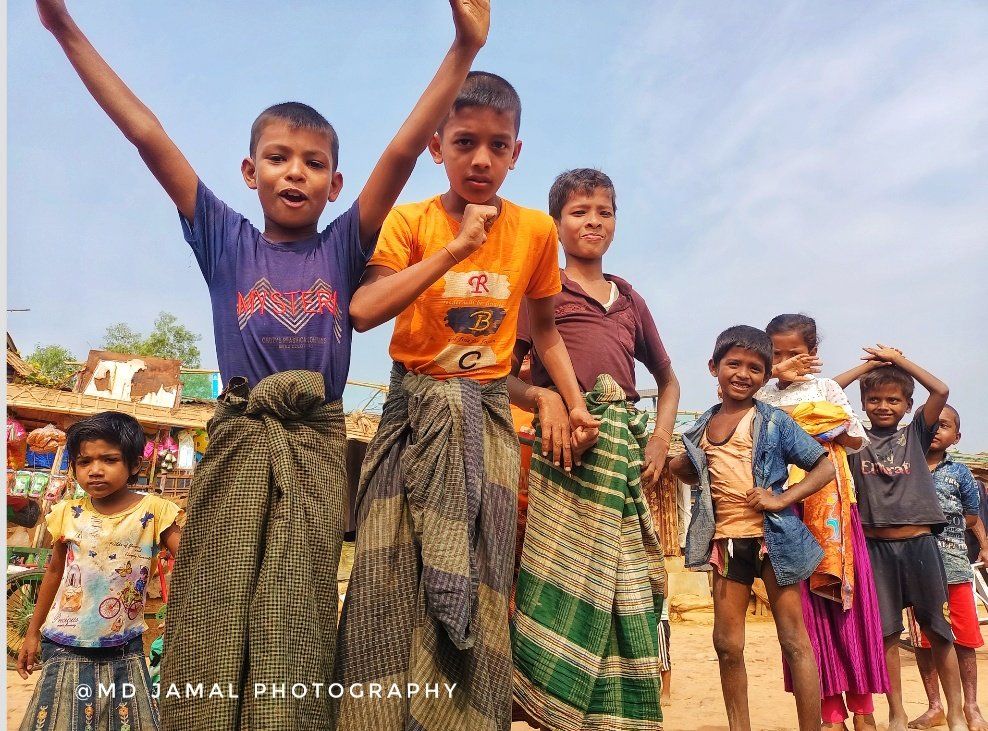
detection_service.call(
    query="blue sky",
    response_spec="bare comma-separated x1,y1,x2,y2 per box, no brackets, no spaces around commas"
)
6,2,988,447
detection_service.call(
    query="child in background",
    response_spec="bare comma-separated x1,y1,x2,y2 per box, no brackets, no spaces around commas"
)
836,346,965,731
511,169,679,731
17,412,181,731
905,405,988,731
757,314,887,731
336,73,597,730
670,325,835,731
659,600,673,708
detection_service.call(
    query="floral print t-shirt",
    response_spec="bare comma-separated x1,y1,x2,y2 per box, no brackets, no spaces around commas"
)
41,493,181,647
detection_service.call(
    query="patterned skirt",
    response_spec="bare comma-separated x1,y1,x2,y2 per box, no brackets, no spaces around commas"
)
19,636,159,731
783,505,889,697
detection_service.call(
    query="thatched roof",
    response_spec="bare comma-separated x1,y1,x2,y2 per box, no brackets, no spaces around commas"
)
7,383,214,430
6,348,34,379
7,382,381,441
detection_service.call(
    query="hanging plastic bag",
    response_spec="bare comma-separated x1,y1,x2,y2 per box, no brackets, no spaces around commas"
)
7,418,27,444
26,424,66,453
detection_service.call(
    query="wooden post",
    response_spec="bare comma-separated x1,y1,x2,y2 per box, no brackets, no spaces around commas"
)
31,444,65,550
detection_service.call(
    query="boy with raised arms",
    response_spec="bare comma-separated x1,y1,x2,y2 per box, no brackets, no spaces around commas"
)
336,72,597,730
37,0,491,727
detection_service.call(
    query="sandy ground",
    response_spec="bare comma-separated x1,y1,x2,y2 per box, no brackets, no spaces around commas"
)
8,614,988,730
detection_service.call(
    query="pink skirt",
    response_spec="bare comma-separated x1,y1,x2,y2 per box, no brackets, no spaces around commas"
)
784,505,889,697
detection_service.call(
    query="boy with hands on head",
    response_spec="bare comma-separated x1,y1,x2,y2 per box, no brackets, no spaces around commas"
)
836,345,965,731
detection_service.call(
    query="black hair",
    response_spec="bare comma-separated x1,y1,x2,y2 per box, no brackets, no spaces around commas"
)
440,71,521,135
249,102,339,169
66,411,146,481
548,168,617,221
765,313,819,351
859,366,915,402
712,325,773,373
943,403,961,431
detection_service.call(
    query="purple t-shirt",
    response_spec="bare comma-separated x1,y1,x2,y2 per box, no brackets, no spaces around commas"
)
181,181,371,402
516,271,671,402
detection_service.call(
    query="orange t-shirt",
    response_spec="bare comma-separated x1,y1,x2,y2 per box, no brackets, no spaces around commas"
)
370,196,561,382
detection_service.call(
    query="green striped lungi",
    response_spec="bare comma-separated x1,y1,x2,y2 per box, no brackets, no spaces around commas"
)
513,374,667,731
161,371,347,731
335,364,519,731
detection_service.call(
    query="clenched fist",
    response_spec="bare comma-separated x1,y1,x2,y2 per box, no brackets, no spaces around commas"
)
449,204,498,260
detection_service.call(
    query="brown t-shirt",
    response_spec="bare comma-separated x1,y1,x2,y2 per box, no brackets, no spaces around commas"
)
516,271,671,402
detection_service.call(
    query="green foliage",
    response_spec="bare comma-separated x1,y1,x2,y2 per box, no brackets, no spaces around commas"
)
25,344,77,386
102,312,202,368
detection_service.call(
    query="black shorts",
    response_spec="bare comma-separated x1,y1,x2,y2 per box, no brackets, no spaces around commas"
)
866,534,954,641
714,537,767,586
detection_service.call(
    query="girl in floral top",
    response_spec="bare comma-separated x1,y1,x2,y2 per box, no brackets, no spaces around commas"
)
18,412,182,731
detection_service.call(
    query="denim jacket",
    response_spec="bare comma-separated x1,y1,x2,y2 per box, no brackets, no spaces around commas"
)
682,400,826,586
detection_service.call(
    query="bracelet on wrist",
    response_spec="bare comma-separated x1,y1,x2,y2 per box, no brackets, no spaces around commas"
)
443,245,461,265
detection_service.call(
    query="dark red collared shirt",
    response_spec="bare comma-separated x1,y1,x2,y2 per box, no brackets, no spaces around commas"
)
516,271,671,402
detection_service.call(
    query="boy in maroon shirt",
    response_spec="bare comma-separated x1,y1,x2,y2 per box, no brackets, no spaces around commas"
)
510,169,679,730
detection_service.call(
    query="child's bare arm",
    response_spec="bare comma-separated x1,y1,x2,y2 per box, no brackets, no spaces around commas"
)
356,0,488,246
161,523,182,558
350,204,496,331
37,0,198,219
641,365,680,490
832,432,864,451
526,298,600,471
17,541,68,679
668,454,699,484
861,345,949,428
831,361,881,389
969,517,988,567
746,455,835,513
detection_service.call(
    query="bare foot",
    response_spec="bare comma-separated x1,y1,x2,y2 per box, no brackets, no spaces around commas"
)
946,708,968,731
852,713,878,731
965,704,988,731
822,723,849,730
907,708,946,729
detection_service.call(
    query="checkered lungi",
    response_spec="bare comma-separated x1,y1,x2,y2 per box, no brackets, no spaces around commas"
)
334,364,519,730
161,371,347,730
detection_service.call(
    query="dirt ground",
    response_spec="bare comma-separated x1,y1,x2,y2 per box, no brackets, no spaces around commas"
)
8,613,988,730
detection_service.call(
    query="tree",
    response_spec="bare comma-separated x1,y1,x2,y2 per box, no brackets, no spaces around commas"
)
102,312,202,368
25,344,77,386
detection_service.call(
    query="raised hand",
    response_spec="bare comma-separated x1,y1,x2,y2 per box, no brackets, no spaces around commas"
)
449,203,497,260
450,0,490,51
861,343,903,364
36,0,70,33
773,353,822,384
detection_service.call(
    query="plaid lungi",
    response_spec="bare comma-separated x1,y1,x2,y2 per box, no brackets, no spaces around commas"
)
161,371,347,731
513,374,667,731
335,364,518,730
